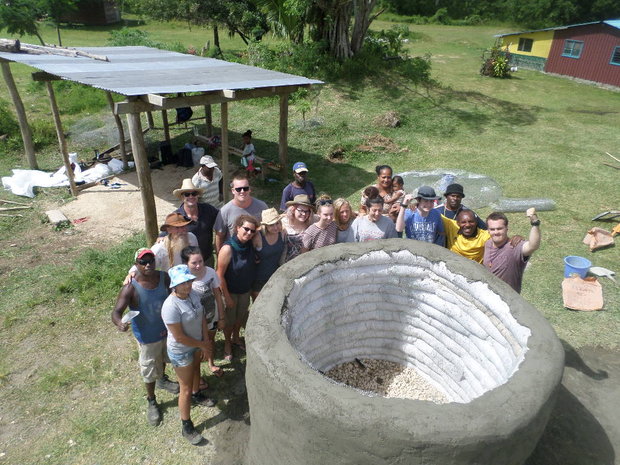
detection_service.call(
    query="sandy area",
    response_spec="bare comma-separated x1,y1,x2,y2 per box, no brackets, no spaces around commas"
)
59,164,198,243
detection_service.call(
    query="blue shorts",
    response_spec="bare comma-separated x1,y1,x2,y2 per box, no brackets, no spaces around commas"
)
167,347,199,368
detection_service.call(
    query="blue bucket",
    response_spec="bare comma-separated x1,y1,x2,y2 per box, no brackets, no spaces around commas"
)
563,256,591,278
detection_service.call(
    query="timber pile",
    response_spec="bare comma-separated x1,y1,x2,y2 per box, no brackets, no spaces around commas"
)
0,39,109,62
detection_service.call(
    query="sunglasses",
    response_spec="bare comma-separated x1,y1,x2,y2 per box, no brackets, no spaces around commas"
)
241,226,256,233
234,186,250,192
318,199,333,206
183,192,199,197
137,257,155,265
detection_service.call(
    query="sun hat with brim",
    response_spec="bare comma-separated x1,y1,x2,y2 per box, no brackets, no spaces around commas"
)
444,183,465,198
134,248,154,261
168,264,196,288
416,185,441,200
172,178,205,199
199,155,218,168
285,194,314,209
160,212,192,231
261,208,282,226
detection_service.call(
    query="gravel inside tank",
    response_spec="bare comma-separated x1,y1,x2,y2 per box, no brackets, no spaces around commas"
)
325,358,448,404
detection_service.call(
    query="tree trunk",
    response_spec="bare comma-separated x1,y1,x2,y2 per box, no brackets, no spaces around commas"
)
350,0,377,54
56,25,62,46
322,1,353,60
213,24,220,49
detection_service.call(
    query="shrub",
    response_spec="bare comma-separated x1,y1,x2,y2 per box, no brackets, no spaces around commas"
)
0,99,19,139
480,45,512,78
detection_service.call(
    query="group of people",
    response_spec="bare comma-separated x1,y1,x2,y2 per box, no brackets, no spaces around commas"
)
111,158,542,445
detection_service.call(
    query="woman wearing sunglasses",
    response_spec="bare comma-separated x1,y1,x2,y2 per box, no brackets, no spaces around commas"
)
216,214,260,361
302,195,337,251
172,178,219,268
281,194,316,262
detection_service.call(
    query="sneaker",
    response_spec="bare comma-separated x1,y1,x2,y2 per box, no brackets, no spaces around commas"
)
191,392,216,407
156,374,180,394
182,421,204,445
146,398,162,426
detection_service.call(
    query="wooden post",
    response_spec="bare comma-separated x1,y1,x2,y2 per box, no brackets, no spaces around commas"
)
161,110,170,143
45,81,78,197
204,104,213,137
126,107,159,246
1,61,38,169
279,93,289,181
146,111,155,129
105,92,128,170
221,102,229,202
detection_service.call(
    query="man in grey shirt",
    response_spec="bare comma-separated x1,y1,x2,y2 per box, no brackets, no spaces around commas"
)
214,172,267,253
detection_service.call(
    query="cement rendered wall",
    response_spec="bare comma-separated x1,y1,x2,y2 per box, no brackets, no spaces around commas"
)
245,240,564,465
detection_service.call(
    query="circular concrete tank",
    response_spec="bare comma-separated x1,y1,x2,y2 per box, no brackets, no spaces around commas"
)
246,240,564,465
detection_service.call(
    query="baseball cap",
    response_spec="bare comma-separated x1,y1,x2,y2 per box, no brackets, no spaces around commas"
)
293,162,308,173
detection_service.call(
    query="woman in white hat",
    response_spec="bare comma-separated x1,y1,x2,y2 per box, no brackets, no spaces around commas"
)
161,264,215,445
281,194,316,262
171,178,219,268
252,208,287,297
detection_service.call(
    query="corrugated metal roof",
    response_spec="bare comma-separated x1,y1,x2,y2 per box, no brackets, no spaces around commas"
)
0,46,323,96
494,19,620,37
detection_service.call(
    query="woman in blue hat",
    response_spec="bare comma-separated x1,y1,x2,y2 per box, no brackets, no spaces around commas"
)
161,264,216,445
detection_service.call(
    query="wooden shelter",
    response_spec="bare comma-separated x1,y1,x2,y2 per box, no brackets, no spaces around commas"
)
0,44,322,244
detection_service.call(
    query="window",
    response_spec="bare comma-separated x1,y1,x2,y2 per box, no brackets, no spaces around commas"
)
611,46,620,66
562,40,584,58
517,38,533,52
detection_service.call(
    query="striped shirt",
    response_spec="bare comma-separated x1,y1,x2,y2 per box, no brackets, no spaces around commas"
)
192,167,223,208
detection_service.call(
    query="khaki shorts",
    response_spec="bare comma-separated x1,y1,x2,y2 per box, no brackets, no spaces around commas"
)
225,292,251,327
138,339,168,383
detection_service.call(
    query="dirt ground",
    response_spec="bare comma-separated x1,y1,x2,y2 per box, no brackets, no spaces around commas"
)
21,165,620,464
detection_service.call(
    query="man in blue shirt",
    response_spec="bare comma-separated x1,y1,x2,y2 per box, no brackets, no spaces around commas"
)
280,161,317,211
396,186,445,247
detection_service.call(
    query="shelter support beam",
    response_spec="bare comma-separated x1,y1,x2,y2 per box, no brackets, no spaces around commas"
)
45,81,78,197
205,105,213,137
1,61,37,169
106,92,129,169
221,102,229,203
146,111,155,129
126,108,158,245
279,94,289,181
161,110,170,143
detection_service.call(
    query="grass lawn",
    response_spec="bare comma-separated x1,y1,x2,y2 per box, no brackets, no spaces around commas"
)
0,16,619,465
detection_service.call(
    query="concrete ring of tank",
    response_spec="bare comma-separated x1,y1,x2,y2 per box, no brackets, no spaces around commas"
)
246,240,564,465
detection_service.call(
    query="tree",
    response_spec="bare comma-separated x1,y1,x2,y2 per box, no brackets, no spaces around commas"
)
0,0,46,45
255,0,308,43
41,0,77,46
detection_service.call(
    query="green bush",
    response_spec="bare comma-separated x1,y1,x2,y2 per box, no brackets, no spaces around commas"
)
31,120,57,150
0,99,19,138
107,28,161,47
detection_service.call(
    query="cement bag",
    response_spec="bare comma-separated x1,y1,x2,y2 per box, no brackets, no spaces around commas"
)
561,276,603,311
583,227,614,251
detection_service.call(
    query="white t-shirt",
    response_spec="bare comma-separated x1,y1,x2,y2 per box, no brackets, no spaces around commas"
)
191,267,221,324
161,291,204,354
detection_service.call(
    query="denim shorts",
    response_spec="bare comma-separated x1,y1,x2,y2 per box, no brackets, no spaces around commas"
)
167,347,199,368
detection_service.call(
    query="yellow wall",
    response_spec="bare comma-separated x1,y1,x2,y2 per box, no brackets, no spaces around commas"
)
499,30,555,58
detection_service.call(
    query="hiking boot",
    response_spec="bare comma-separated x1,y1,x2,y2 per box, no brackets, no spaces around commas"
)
182,420,204,445
156,374,180,394
146,398,162,426
192,391,216,407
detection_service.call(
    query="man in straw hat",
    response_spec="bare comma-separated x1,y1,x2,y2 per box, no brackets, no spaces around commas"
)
111,248,177,427
214,171,267,253
192,155,223,208
172,179,219,268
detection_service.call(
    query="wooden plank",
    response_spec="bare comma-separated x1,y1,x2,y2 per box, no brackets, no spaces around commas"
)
106,92,128,169
45,81,78,197
1,61,37,169
0,39,20,52
45,209,68,225
221,102,229,203
279,93,289,181
31,71,61,82
126,107,159,245
146,111,155,129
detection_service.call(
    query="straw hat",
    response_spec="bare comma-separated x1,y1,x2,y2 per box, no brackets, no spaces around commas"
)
285,194,314,209
160,212,192,231
172,179,205,199
261,208,282,226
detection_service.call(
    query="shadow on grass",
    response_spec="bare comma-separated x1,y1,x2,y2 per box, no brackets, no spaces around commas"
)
526,341,615,465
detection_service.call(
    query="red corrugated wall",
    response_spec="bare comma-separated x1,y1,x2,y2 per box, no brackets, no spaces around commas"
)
545,24,620,87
